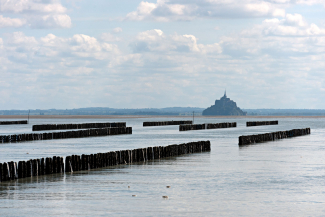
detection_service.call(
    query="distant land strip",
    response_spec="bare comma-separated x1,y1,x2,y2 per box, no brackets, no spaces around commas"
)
1,108,325,116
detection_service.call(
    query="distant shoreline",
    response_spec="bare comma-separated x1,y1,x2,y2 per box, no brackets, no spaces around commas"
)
0,115,324,119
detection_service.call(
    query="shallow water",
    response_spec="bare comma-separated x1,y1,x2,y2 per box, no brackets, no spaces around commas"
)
0,117,324,216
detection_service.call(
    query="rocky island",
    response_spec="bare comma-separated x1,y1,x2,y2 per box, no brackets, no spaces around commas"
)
202,91,246,116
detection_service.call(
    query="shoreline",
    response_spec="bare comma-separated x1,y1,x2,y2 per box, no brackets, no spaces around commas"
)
0,115,324,119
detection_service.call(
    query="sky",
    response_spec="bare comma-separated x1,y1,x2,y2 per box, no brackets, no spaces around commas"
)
1,0,325,110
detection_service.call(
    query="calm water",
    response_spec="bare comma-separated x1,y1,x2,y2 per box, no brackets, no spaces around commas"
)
0,117,324,216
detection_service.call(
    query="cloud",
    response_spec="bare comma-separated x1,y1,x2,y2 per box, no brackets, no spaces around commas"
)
126,1,158,21
29,14,72,28
69,34,119,58
126,0,287,21
100,33,121,42
0,15,26,28
130,29,222,54
0,30,226,109
113,27,123,33
0,0,71,28
123,17,325,108
284,13,307,27
6,32,38,45
1,14,325,109
2,32,120,67
99,28,123,42
126,0,325,22
294,0,325,6
0,0,67,13
240,13,325,37
216,12,325,86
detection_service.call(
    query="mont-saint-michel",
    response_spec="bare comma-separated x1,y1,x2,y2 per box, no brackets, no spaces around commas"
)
202,91,246,116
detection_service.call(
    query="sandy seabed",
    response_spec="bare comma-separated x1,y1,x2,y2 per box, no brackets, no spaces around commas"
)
0,115,324,119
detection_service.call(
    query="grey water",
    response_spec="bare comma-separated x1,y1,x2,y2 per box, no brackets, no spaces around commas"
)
0,117,325,216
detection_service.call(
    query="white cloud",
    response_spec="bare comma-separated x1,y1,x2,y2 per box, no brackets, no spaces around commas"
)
113,27,123,33
100,28,123,42
7,32,37,45
215,13,325,74
284,13,307,27
1,11,325,109
131,29,222,54
126,0,325,22
126,1,158,21
0,15,26,28
29,14,72,28
294,0,325,6
108,53,143,68
137,29,164,41
2,32,121,67
41,33,59,44
121,17,325,108
126,0,287,21
70,34,102,52
0,0,71,29
0,0,67,13
240,13,325,37
100,33,121,42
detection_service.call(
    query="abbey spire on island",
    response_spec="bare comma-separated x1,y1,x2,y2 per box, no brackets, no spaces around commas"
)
202,91,246,116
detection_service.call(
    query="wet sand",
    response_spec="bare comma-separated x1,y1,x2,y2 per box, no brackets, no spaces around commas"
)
0,115,324,119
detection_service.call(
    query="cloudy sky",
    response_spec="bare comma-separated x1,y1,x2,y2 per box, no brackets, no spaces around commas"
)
1,0,325,110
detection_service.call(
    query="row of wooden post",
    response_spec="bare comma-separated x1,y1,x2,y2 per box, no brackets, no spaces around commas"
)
32,122,126,131
0,120,27,125
246,121,278,127
65,140,211,172
0,127,132,143
0,156,64,182
238,128,310,146
179,122,237,131
143,121,192,127
0,141,210,182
